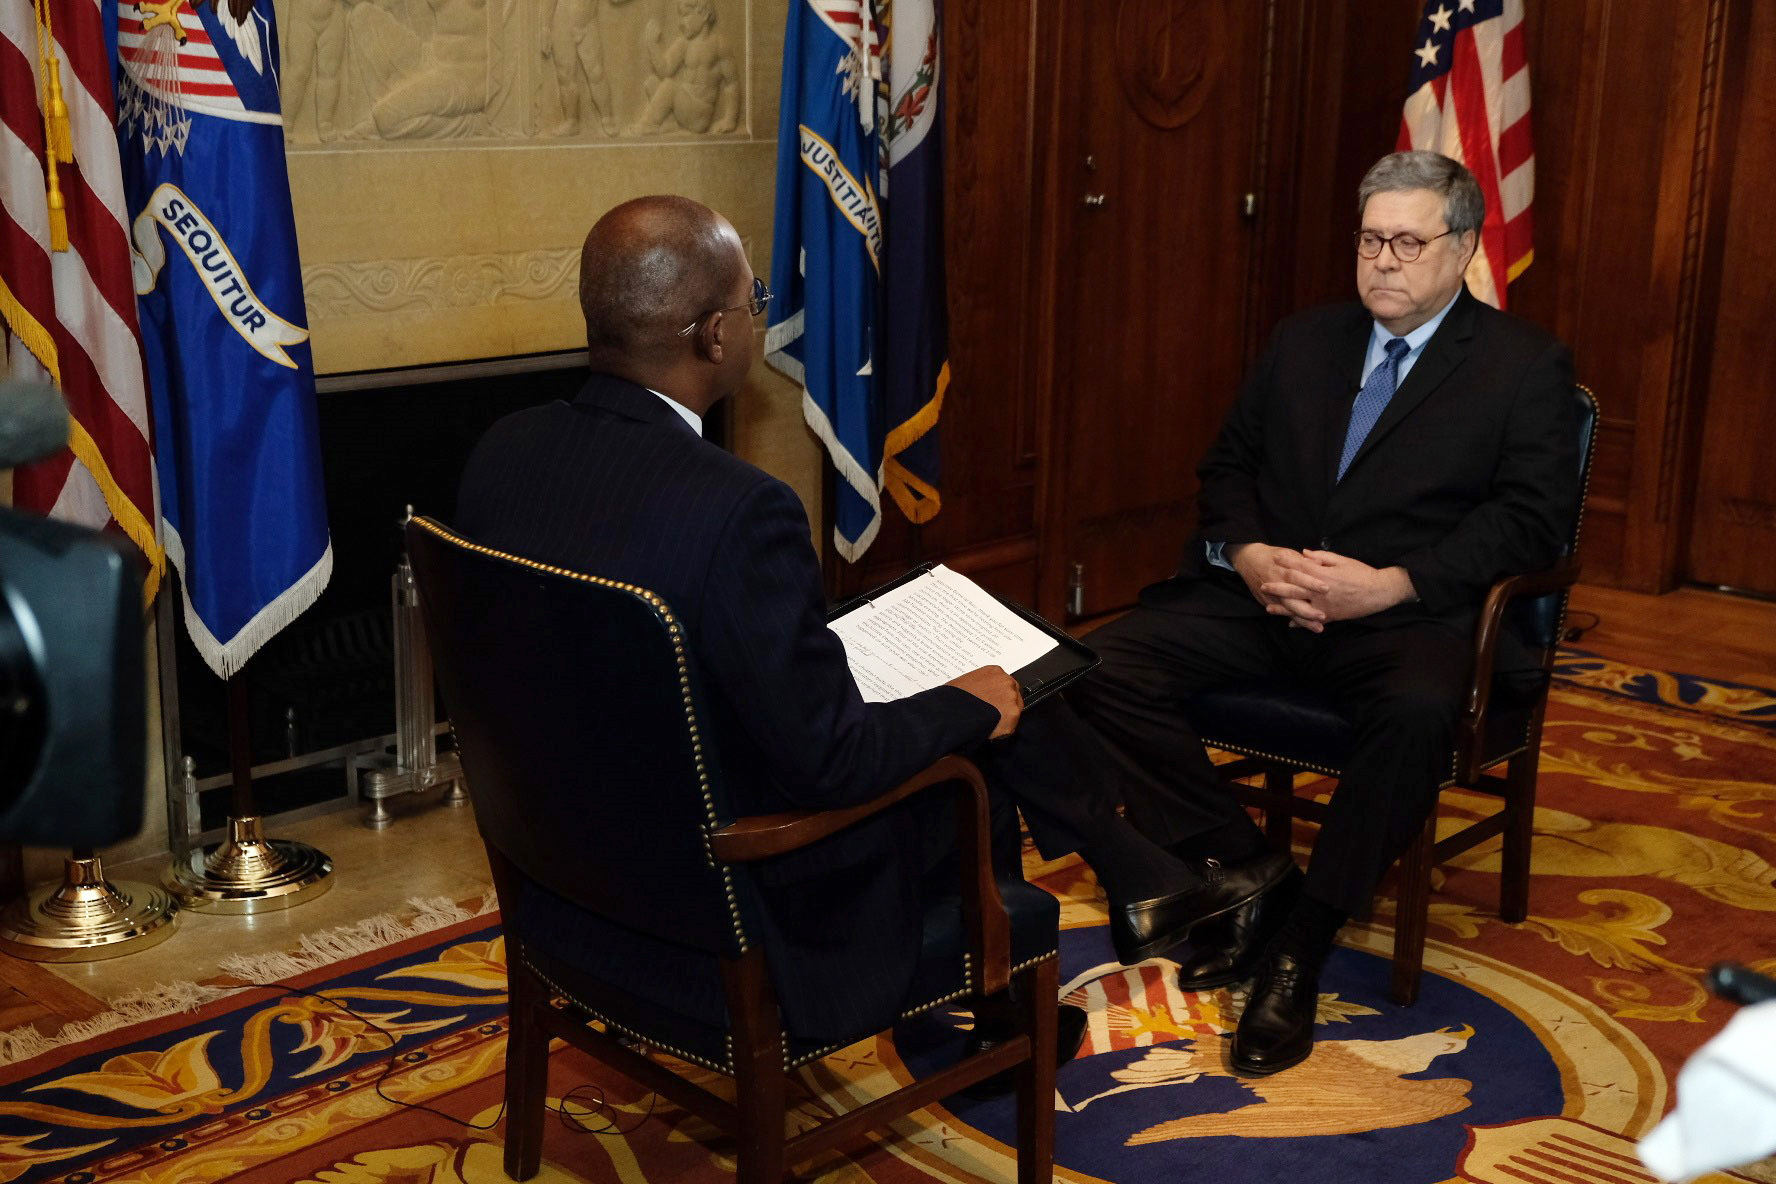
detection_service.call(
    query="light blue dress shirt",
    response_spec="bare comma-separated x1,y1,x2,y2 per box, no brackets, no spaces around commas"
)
1356,287,1460,392
1206,288,1463,571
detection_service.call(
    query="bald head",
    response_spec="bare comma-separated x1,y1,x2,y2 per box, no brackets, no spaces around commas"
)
578,196,746,367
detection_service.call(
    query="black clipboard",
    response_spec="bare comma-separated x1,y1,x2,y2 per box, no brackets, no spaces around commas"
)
828,563,1100,707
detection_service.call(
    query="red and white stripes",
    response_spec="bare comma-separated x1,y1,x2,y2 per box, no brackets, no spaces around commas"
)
1399,0,1535,309
1,0,162,594
117,9,251,118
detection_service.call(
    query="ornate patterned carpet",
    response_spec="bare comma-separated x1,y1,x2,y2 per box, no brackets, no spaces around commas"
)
0,652,1772,1184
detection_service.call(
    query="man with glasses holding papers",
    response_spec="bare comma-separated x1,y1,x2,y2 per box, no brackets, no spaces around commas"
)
455,196,1290,1078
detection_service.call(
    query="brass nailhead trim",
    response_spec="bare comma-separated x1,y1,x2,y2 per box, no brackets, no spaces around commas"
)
413,517,750,952
526,955,735,1075
786,950,1060,1070
1205,739,1342,780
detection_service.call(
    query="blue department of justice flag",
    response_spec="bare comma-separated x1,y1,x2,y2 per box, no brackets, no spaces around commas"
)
765,0,886,561
114,0,331,677
880,0,947,526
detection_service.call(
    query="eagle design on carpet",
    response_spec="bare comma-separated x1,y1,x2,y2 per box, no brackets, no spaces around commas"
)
1103,1025,1476,1144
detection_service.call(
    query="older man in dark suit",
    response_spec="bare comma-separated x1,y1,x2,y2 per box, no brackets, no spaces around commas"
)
1066,151,1580,1075
454,195,1287,1054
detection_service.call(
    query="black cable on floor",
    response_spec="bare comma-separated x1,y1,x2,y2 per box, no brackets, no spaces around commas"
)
1563,610,1600,643
238,979,657,1136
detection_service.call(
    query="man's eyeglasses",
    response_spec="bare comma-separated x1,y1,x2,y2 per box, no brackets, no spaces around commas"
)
677,277,773,336
1353,228,1453,262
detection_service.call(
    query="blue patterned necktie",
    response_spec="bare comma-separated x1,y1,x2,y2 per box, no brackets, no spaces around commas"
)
1337,336,1411,481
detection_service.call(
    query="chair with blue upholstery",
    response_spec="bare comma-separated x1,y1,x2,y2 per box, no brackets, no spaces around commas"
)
405,515,1060,1184
1179,384,1599,1006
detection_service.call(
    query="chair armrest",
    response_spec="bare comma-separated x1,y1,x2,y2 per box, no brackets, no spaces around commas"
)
709,755,1013,995
1458,557,1582,776
710,755,984,860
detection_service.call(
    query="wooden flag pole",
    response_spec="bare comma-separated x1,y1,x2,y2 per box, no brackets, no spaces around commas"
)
164,665,333,913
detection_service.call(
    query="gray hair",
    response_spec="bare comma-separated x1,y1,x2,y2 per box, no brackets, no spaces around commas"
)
1357,151,1485,237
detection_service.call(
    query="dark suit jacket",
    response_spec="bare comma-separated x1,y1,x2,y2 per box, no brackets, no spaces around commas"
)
1148,287,1579,632
455,372,997,1040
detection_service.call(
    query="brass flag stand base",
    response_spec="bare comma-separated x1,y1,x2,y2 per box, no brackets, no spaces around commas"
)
0,853,179,962
165,814,333,914
165,671,334,914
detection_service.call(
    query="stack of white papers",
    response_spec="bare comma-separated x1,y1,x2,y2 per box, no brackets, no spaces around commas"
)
828,565,1057,703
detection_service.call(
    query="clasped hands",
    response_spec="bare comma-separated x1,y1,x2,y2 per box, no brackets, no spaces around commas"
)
1229,543,1417,633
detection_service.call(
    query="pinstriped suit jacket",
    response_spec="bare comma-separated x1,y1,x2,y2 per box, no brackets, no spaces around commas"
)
455,371,996,1038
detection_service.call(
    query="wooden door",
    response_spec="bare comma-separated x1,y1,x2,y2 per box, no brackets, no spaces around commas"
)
1038,0,1270,619
1684,0,1776,595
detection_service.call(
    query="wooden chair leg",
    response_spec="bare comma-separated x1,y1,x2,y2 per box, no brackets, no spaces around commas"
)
726,954,787,1184
1390,813,1438,1007
502,958,551,1181
1014,956,1058,1184
1498,751,1539,923
1262,766,1295,848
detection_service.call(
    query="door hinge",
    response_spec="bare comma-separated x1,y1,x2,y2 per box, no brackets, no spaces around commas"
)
1066,562,1085,618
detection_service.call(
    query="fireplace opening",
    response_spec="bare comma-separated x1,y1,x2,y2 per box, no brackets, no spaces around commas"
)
166,354,591,837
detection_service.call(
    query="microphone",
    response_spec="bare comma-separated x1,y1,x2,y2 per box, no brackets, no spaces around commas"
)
0,380,71,470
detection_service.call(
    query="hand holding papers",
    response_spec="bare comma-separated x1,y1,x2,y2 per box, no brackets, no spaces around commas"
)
946,666,1024,739
827,564,1098,706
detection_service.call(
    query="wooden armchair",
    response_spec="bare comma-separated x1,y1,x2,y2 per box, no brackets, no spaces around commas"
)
1180,384,1599,1005
405,516,1059,1183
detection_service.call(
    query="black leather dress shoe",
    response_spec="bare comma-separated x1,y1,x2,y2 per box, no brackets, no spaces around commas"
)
1109,849,1294,965
1231,950,1322,1076
956,1003,1090,1100
1176,862,1303,991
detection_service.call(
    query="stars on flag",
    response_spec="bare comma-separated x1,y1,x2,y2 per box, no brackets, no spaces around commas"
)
1397,0,1535,307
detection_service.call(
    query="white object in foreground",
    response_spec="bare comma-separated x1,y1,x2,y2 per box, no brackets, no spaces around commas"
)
1638,999,1776,1181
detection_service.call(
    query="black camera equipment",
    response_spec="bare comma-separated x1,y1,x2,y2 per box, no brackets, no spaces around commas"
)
0,380,146,846
1707,962,1776,1007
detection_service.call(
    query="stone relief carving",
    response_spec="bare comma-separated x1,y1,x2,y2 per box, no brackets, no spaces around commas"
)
277,0,747,145
623,0,741,136
302,247,580,319
541,0,626,135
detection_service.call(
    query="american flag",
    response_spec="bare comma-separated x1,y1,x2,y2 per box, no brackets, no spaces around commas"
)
1398,0,1534,309
1,0,162,596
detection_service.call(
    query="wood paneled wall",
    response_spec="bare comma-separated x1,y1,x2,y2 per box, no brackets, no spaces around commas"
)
1507,0,1747,590
828,0,1763,604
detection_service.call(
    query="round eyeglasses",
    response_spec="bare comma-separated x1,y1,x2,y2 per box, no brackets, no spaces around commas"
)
677,277,773,336
1353,229,1454,262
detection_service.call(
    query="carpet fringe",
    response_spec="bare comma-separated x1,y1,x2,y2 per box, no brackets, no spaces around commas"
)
0,980,236,1069
0,893,500,1069
214,894,493,984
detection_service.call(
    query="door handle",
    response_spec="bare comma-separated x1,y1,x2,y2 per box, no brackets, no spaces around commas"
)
1081,193,1107,207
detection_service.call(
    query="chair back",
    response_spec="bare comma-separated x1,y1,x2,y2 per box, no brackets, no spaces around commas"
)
405,516,743,956
1515,384,1599,650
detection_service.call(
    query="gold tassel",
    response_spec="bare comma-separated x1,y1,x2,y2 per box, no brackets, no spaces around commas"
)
45,162,68,251
44,55,72,162
34,0,72,251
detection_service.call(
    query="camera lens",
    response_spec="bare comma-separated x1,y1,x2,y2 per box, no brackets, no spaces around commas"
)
0,586,47,810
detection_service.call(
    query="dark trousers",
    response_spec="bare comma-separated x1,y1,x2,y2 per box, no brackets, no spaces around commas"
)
1056,605,1472,915
972,695,1150,863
